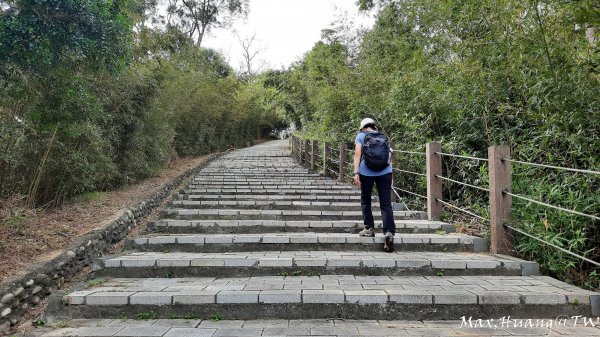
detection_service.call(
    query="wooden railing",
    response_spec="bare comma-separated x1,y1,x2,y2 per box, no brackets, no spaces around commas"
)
289,134,599,265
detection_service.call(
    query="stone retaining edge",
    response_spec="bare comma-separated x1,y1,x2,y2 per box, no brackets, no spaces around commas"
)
44,302,596,321
0,151,225,333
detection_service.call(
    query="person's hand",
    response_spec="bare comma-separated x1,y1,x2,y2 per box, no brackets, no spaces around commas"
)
353,173,361,186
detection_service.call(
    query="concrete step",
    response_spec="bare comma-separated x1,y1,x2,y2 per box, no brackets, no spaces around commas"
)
199,170,314,175
180,193,363,200
126,233,485,253
159,209,427,221
192,178,350,185
188,182,358,191
181,187,360,196
178,193,363,201
150,219,455,234
92,251,537,278
169,199,378,211
31,318,600,337
181,188,361,196
192,178,349,187
49,275,599,320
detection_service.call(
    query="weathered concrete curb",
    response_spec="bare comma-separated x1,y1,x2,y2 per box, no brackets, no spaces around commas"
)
44,301,596,321
0,152,224,333
126,240,482,253
89,265,524,279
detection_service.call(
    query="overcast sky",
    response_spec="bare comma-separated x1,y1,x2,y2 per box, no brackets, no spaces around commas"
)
198,0,375,71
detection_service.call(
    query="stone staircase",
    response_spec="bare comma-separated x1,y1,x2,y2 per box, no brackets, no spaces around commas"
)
40,140,599,336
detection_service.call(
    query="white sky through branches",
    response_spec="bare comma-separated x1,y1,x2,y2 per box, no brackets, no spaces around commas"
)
190,0,375,71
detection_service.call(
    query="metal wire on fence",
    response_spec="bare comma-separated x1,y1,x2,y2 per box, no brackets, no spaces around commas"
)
391,188,412,212
436,175,490,192
503,191,600,221
393,168,426,177
392,186,427,199
503,158,600,176
503,223,600,267
392,149,426,155
435,151,488,162
435,198,489,222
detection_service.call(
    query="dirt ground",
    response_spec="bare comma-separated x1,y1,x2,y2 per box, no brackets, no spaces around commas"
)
0,155,211,283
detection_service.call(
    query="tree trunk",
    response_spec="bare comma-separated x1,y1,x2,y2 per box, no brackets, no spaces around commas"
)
197,25,207,47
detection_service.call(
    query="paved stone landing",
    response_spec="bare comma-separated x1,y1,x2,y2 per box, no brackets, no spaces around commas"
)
29,318,600,337
64,275,596,306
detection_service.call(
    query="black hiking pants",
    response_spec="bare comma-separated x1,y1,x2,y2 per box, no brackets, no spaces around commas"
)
359,173,395,234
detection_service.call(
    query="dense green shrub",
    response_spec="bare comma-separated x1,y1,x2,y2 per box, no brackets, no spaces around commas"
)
0,2,282,205
278,0,599,289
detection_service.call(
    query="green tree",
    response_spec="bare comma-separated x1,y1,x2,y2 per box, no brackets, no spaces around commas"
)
280,0,599,289
0,0,135,204
0,0,285,207
166,0,248,46
0,0,132,73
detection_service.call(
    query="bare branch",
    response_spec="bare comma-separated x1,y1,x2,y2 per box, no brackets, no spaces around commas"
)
237,32,267,76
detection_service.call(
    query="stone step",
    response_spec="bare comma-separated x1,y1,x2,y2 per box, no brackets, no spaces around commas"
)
185,182,355,188
31,318,600,337
150,219,455,234
193,178,349,185
187,184,355,191
127,233,484,253
181,188,361,196
200,170,314,175
179,193,363,201
169,200,379,211
50,275,599,320
189,182,354,188
199,173,326,177
92,251,537,278
159,209,427,221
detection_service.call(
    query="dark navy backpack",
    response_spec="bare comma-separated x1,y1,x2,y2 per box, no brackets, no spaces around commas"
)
362,131,390,171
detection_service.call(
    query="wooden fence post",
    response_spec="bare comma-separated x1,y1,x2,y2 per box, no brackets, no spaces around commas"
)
296,137,301,163
489,145,512,255
323,142,331,177
426,142,443,220
311,140,318,172
294,136,297,162
339,143,348,182
303,139,310,167
293,136,298,162
291,136,295,160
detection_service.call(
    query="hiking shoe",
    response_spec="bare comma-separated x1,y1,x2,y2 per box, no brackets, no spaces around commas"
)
384,232,394,253
359,227,375,237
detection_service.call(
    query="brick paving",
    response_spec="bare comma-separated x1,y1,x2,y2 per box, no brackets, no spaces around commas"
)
32,318,600,336
63,275,597,306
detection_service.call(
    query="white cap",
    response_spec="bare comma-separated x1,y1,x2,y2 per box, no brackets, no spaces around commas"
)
359,118,376,130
